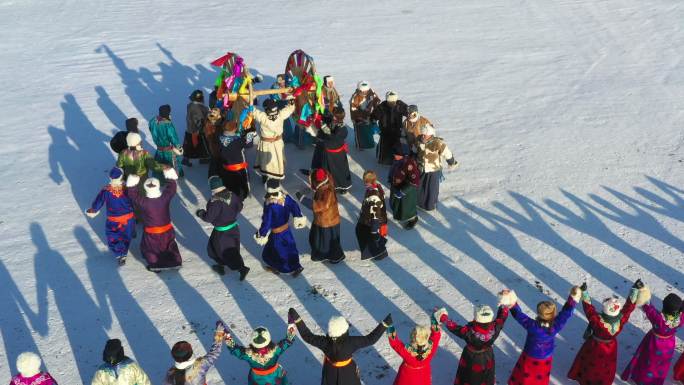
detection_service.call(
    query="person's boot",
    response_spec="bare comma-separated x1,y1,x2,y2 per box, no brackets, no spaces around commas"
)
291,267,304,277
117,255,127,266
212,264,226,275
239,266,250,281
404,217,418,229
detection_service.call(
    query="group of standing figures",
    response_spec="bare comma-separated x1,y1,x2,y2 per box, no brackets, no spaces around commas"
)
84,75,457,279
10,282,684,385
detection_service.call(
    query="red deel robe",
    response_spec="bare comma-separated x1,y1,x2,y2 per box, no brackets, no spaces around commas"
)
388,326,441,385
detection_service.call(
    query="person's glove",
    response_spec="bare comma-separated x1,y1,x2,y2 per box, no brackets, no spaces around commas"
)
382,313,393,327
288,308,301,323
633,279,644,289
85,208,99,218
196,209,206,218
580,282,588,292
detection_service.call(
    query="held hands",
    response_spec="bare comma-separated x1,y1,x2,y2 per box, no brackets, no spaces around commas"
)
214,321,227,343
432,307,448,324
570,285,582,302
580,282,588,292
633,279,644,289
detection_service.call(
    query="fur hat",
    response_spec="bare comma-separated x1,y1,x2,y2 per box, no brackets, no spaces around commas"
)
474,305,495,323
407,105,419,115
410,325,430,346
171,341,193,363
159,104,171,119
537,301,557,323
250,327,272,349
102,339,125,365
263,98,278,114
126,132,142,147
663,293,683,316
109,167,124,184
208,176,225,194
602,297,623,317
357,81,370,92
635,286,651,306
125,117,139,132
16,352,41,378
207,108,222,123
420,123,436,137
265,178,282,194
144,177,161,199
190,89,204,102
328,316,349,338
323,75,334,87
311,168,329,190
498,289,518,307
386,91,398,103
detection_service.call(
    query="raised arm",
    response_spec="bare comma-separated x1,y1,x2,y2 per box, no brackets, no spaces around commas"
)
551,296,578,334
88,188,107,213
510,303,535,330
199,324,225,372
295,319,328,350
349,317,389,351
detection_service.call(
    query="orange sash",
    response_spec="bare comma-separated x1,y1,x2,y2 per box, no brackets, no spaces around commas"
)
145,223,173,234
107,212,135,230
251,364,279,376
223,162,248,171
272,223,289,234
325,356,352,367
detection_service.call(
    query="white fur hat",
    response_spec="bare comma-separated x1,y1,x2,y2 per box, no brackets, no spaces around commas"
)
328,316,349,338
386,91,398,103
250,327,272,349
324,75,334,87
144,177,161,199
420,123,435,137
602,297,623,317
126,132,142,147
357,81,370,92
474,305,494,323
16,352,41,378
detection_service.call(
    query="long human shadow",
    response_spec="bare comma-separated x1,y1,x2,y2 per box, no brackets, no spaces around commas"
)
632,176,684,222
47,94,115,246
537,189,684,287
588,185,684,253
30,222,110,382
0,259,44,375
74,225,170,381
441,197,646,359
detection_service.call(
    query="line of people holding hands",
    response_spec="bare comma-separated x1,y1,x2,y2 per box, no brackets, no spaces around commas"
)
11,280,684,385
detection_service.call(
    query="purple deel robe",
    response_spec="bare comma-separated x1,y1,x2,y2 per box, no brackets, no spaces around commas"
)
621,303,684,385
128,180,182,269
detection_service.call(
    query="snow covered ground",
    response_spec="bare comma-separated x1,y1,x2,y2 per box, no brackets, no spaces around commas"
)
1,0,683,383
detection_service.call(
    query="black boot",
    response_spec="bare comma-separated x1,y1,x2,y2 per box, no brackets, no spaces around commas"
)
404,217,418,229
212,264,226,275
239,266,250,281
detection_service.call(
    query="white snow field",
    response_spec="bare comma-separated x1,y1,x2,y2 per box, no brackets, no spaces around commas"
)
1,0,683,383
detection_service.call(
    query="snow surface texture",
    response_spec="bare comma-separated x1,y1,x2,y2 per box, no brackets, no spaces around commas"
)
1,1,683,384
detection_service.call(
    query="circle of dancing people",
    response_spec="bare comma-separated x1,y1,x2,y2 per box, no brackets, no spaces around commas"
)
11,282,684,385
84,50,458,279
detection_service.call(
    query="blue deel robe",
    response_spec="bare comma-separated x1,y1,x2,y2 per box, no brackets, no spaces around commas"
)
257,195,303,273
89,184,136,257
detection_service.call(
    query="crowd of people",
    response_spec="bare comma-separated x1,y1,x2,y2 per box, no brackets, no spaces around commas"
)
85,74,456,278
10,282,684,385
11,68,683,385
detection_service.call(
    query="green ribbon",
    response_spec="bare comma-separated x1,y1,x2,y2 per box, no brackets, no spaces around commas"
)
214,222,238,232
